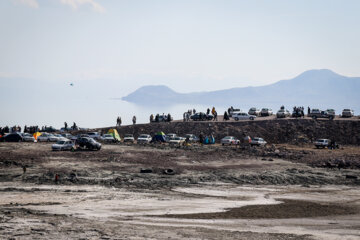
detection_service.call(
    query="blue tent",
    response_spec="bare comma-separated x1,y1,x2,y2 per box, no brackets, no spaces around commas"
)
152,131,166,142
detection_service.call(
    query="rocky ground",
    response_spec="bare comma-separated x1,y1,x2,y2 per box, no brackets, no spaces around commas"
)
0,140,359,239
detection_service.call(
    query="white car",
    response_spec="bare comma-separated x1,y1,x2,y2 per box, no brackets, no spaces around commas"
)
248,107,260,116
341,109,354,118
251,137,267,146
38,133,58,142
185,134,199,143
169,137,186,145
123,134,135,143
22,133,35,142
232,112,256,121
137,134,152,144
221,136,239,145
165,133,177,142
314,139,330,149
52,140,75,151
102,134,116,143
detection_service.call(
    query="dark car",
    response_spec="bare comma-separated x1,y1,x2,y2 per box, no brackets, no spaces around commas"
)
190,112,214,121
0,132,23,142
75,137,101,150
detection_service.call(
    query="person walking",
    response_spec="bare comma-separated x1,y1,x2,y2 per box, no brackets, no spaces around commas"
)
132,116,136,125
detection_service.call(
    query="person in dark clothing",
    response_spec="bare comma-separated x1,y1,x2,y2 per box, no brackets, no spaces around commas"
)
207,108,210,115
308,106,310,116
64,122,68,130
199,133,204,144
224,111,229,121
167,113,171,122
213,111,218,121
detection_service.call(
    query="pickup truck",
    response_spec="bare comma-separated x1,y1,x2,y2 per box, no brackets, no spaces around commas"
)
309,109,334,120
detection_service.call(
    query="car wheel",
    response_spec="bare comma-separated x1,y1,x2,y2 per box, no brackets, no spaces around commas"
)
235,117,239,121
47,139,50,142
250,117,254,120
312,116,317,119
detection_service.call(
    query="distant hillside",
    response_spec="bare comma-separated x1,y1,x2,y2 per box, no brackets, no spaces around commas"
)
122,69,360,108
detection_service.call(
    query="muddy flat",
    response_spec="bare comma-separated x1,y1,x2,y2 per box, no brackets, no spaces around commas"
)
1,142,360,239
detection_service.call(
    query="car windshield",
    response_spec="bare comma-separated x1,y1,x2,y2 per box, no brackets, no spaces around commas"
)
56,141,65,144
104,134,112,137
125,134,133,137
224,136,232,139
343,109,351,111
253,138,259,141
139,135,148,138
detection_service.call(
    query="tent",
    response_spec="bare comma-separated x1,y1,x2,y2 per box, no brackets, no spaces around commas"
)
107,129,121,141
33,132,42,140
152,131,166,142
203,135,215,144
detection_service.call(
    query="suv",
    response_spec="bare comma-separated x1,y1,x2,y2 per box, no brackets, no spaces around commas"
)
137,134,152,144
341,109,354,118
314,139,330,149
248,108,260,116
232,112,256,121
75,137,101,150
260,108,273,117
309,109,334,120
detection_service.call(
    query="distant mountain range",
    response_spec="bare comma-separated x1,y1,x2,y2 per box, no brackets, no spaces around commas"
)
122,69,360,110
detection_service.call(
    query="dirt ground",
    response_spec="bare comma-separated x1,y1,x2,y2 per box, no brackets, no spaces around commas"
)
1,142,360,239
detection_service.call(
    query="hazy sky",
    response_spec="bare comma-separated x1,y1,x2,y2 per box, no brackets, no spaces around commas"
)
1,0,360,95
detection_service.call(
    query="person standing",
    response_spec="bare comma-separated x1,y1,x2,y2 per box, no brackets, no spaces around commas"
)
132,116,136,125
64,122,68,130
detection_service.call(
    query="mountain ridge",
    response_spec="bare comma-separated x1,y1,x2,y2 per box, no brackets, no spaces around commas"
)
122,69,360,109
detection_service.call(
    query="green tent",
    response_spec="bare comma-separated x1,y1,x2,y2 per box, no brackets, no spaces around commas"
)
107,129,121,141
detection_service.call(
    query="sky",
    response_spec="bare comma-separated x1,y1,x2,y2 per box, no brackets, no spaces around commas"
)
1,0,360,128
1,0,360,94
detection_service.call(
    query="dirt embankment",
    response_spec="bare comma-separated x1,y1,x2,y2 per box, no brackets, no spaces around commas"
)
99,119,360,145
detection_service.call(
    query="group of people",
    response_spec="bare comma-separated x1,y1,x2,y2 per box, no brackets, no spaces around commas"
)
64,122,78,130
0,125,22,135
116,117,122,127
293,106,305,118
149,113,172,123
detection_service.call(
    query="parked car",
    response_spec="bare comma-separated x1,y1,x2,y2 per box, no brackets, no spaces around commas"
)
232,112,256,121
341,109,354,118
38,133,60,142
221,136,240,145
326,109,336,117
0,132,23,142
169,137,186,145
292,110,303,118
190,112,214,121
165,133,177,142
184,134,199,143
251,137,267,146
102,134,116,143
52,140,75,151
87,132,101,140
314,139,330,149
260,108,273,117
137,134,152,144
276,109,291,118
61,133,73,139
309,109,334,120
22,133,35,142
75,137,101,150
123,134,135,143
248,107,260,116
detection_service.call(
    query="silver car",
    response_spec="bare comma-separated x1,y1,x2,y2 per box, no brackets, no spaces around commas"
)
248,107,260,116
22,133,35,142
52,140,75,151
251,137,267,146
